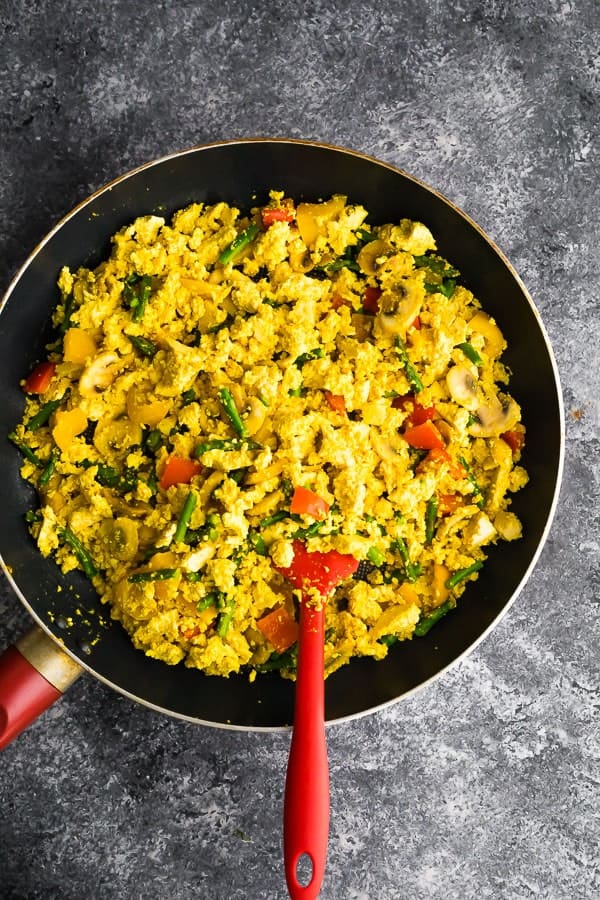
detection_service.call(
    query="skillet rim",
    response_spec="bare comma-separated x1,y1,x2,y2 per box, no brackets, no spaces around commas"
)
0,137,566,731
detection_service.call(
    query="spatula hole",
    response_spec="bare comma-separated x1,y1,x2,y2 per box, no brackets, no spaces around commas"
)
295,852,314,887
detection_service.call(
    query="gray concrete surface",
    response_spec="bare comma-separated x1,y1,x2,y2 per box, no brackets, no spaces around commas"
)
0,1,598,898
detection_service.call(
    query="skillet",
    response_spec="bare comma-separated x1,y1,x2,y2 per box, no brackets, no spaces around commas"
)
0,138,564,740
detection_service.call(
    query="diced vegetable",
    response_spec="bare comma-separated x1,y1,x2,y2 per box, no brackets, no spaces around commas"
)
445,561,484,589
8,432,44,467
23,361,56,394
52,407,88,452
127,334,159,359
159,456,203,490
390,536,421,583
457,341,483,366
324,391,346,414
257,606,299,653
219,386,248,438
39,449,59,487
123,274,152,322
501,429,525,453
417,447,465,480
275,539,358,595
363,286,382,313
289,486,330,520
63,329,97,365
261,202,295,228
425,497,438,545
414,599,453,636
173,491,197,543
216,597,235,637
367,546,385,566
59,526,98,579
438,493,463,515
432,563,451,605
403,421,445,451
392,394,436,425
26,396,63,431
126,387,170,427
296,196,345,247
218,222,260,265
295,347,324,368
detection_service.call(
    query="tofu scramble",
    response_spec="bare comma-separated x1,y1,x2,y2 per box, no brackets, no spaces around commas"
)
11,192,528,679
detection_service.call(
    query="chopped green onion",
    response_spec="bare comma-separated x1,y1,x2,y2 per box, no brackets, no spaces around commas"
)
8,432,44,467
173,491,197,544
127,334,158,359
457,342,483,366
218,387,247,438
60,527,98,579
414,599,454,636
445,561,483,589
128,568,179,583
218,222,260,265
395,336,424,393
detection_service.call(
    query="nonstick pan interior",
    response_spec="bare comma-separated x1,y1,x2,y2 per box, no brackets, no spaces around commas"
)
0,140,564,728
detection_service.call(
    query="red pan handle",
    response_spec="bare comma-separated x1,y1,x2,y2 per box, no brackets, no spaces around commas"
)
0,627,83,750
284,602,329,899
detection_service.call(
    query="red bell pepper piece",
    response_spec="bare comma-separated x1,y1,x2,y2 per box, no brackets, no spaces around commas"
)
362,286,382,314
403,420,445,451
257,606,299,653
392,393,436,426
416,447,465,479
331,293,351,310
411,315,422,330
261,203,295,228
501,429,525,453
159,456,203,490
23,361,56,394
438,493,463,515
290,486,330,520
276,540,359,596
324,391,346,415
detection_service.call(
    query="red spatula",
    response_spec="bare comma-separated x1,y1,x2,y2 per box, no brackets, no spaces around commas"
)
276,539,359,899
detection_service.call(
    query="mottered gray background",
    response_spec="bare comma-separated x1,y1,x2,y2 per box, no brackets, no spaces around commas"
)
0,1,598,898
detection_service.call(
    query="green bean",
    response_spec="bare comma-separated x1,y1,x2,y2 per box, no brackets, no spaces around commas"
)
123,274,152,322
391,536,422,583
26,397,63,431
196,590,224,611
414,599,454,636
216,598,235,637
379,634,398,647
127,334,158,359
195,437,261,456
218,222,260,265
458,455,485,508
8,432,44,467
248,530,268,556
173,491,197,544
128,568,179,583
260,510,291,528
457,342,483,366
218,387,248,438
445,561,483,589
425,496,438,545
395,337,424,393
60,527,98,579
39,449,59,487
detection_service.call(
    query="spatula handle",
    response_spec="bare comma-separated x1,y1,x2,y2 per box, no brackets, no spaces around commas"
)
284,602,329,899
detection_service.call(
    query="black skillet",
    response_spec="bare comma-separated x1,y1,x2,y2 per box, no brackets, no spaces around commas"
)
0,139,563,744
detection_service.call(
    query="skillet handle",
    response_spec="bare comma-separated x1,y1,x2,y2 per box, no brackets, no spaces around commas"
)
0,626,83,750
284,602,329,899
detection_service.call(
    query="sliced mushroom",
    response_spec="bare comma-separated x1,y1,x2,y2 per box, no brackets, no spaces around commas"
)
446,365,479,410
243,396,268,436
470,396,520,437
79,352,122,396
357,239,391,275
468,311,505,358
373,284,422,340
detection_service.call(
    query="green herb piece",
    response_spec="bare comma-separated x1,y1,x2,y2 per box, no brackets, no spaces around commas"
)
255,644,298,673
39,449,59,487
79,460,139,494
181,388,196,406
395,336,424,393
60,527,98,579
414,599,454,636
355,227,375,243
260,510,291,528
143,428,163,453
294,347,324,368
207,314,235,334
128,568,179,583
248,530,268,556
445,561,483,589
458,455,485,508
218,222,260,265
26,397,64,431
391,536,422,583
127,334,158,359
367,546,385,567
8,432,44,467
288,386,305,397
173,491,197,544
413,253,460,278
457,342,483,366
425,496,438,545
228,468,247,485
218,387,248,438
123,274,152,322
379,634,398,647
